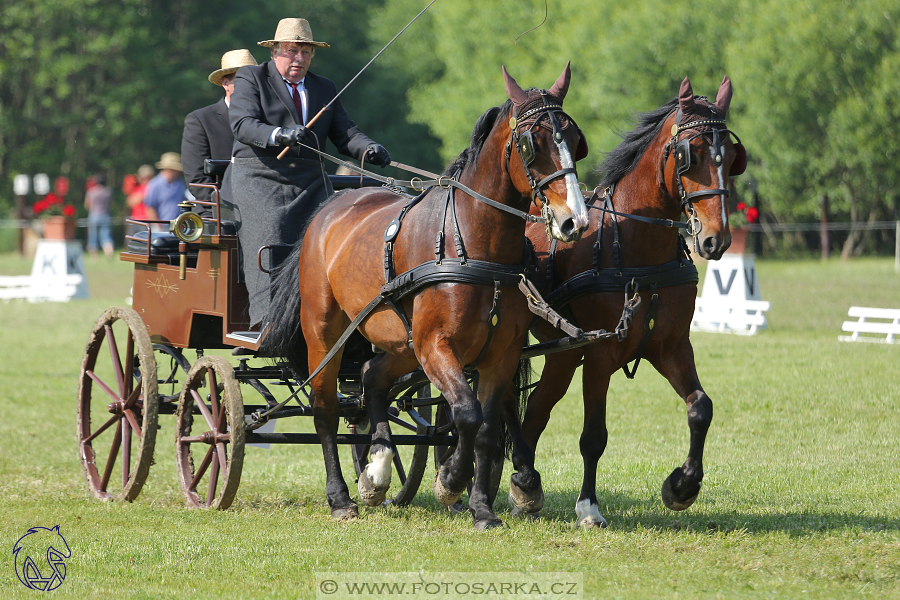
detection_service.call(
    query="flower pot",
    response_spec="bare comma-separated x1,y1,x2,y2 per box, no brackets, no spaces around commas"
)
42,216,77,240
726,227,749,254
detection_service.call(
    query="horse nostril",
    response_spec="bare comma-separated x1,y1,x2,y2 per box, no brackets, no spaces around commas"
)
701,236,719,255
560,218,576,237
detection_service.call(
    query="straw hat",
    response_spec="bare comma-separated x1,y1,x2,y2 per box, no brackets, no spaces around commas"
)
155,152,183,172
257,18,330,48
137,164,155,179
208,49,258,86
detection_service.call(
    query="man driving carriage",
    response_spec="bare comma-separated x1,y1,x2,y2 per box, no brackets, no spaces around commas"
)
229,17,392,327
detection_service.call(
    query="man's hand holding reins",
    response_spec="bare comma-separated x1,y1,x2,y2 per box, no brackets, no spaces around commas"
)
276,125,310,147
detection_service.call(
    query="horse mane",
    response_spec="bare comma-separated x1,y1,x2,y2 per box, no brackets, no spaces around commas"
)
596,98,678,188
442,99,513,176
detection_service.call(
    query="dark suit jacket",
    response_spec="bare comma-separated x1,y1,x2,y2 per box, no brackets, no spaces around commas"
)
181,98,233,203
230,61,373,161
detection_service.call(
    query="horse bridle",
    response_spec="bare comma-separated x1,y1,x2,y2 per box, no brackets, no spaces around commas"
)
662,106,746,242
504,92,582,230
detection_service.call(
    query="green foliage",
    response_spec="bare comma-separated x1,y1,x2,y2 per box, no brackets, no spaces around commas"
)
2,0,899,251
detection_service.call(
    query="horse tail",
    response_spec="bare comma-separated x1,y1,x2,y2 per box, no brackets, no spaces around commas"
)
498,351,533,459
259,240,308,378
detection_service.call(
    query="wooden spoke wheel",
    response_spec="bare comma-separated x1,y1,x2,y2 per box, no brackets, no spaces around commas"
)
350,385,435,507
175,356,244,509
152,344,191,403
77,307,158,502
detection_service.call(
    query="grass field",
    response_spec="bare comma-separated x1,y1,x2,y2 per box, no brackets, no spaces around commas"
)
1,251,898,599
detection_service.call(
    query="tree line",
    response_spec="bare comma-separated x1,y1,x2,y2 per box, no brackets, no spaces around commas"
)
2,0,898,255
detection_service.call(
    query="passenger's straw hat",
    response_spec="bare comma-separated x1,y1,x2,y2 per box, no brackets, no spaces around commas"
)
208,49,258,86
155,152,183,172
257,18,330,49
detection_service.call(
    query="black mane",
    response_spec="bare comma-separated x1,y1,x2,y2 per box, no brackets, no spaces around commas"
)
442,99,512,176
596,98,678,188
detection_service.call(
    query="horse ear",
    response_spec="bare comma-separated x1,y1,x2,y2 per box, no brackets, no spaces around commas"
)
502,65,529,106
548,61,571,101
715,75,733,115
678,77,695,111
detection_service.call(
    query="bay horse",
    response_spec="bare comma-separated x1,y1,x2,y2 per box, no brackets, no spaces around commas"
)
505,76,747,527
263,64,590,529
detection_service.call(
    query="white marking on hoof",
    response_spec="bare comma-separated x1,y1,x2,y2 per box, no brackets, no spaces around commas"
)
367,447,394,488
575,499,608,529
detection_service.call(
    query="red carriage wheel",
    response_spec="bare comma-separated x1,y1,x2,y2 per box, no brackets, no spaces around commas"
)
77,307,159,502
175,356,244,509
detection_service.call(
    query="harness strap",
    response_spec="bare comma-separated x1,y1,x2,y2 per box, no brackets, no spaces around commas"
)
297,142,545,224
518,276,583,339
546,259,699,309
467,280,502,370
622,284,659,379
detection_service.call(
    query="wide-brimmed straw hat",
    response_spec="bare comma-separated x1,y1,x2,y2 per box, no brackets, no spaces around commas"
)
208,49,258,86
155,152,183,172
257,18,330,49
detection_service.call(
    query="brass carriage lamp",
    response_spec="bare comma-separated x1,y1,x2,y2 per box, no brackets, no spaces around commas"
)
170,201,204,279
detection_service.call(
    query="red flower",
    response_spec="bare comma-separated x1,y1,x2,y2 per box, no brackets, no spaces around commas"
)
736,201,746,212
746,206,759,223
62,204,77,217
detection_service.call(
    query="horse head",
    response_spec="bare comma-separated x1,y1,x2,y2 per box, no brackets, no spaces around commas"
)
663,75,746,259
502,63,589,243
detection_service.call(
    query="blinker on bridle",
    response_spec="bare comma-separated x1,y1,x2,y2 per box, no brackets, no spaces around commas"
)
662,104,747,240
505,91,581,229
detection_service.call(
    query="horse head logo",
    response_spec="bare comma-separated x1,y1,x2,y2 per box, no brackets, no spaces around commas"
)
13,525,71,591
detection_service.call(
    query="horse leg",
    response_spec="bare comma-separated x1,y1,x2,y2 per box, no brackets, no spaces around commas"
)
422,345,482,509
509,349,583,518
469,382,506,530
302,306,357,520
357,352,417,506
500,382,543,519
574,349,611,529
652,338,713,511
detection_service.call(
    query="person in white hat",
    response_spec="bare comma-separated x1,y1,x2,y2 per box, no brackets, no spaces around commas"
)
181,49,259,216
229,17,391,327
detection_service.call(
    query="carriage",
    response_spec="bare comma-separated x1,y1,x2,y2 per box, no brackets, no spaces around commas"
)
76,69,744,527
76,163,460,510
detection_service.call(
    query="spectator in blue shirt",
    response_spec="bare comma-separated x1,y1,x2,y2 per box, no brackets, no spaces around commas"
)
143,152,188,222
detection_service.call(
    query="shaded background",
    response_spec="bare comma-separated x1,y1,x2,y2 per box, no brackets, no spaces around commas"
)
2,0,899,255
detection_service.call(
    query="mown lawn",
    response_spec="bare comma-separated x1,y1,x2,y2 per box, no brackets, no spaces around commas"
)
1,252,898,599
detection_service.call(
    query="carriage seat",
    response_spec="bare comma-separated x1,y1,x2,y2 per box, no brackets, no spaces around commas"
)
127,231,198,267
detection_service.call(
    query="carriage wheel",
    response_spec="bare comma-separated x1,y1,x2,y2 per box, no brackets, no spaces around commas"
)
175,356,244,509
350,386,434,507
152,344,191,403
77,307,158,502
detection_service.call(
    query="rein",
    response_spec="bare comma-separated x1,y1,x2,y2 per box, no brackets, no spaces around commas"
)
287,140,546,224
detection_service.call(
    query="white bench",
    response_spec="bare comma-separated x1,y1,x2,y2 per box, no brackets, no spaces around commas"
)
691,297,771,336
839,306,900,345
0,274,83,303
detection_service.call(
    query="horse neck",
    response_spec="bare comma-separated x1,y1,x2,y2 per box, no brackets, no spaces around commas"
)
452,127,529,265
604,124,683,267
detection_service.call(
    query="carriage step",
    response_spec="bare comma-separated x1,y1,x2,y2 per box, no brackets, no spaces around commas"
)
226,331,262,343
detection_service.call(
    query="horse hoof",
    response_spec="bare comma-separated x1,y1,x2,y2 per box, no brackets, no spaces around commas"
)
577,515,608,529
358,466,388,507
661,467,700,511
433,469,462,506
331,505,359,522
510,506,541,521
508,479,544,514
474,518,504,531
446,500,466,515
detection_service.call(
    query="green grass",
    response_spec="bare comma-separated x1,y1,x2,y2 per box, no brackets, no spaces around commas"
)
1,252,898,599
